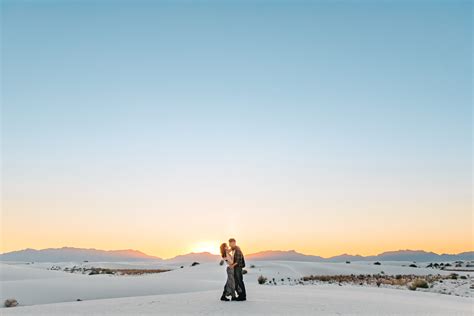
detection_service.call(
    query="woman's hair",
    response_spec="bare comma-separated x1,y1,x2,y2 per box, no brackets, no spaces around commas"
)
220,243,227,258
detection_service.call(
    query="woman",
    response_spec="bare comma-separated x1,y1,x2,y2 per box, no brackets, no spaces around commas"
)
220,242,236,301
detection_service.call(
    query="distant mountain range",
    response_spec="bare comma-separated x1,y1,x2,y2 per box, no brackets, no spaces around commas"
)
0,247,472,263
249,249,474,263
0,247,161,262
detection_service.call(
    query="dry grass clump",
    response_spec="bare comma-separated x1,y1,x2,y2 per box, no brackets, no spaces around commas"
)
408,279,429,291
115,269,170,275
4,299,18,308
301,274,448,288
449,273,458,280
88,268,170,275
258,275,267,284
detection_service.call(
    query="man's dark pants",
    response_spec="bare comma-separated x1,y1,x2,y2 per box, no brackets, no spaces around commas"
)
234,267,246,299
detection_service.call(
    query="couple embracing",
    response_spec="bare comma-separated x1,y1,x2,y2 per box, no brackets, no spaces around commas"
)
219,238,246,301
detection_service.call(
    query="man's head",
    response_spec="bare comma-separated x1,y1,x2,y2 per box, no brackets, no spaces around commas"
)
229,238,237,250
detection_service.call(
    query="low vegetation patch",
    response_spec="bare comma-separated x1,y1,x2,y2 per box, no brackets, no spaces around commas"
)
408,279,429,291
258,275,267,284
56,266,170,276
301,274,456,289
88,268,171,276
449,273,458,280
4,299,18,308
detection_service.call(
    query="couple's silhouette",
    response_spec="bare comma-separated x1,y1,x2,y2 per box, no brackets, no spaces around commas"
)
219,238,246,301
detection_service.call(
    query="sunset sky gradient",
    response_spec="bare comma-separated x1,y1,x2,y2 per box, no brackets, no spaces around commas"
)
1,0,472,258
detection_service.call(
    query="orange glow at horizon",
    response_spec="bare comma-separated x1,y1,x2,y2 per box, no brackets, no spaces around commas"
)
2,220,472,259
2,186,473,258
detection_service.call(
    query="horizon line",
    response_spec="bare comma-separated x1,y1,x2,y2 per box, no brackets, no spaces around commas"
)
2,246,473,260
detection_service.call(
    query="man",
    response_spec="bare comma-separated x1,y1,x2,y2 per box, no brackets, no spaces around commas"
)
229,238,246,301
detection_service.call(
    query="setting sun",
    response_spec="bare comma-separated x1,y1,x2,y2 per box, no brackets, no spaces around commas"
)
190,241,220,255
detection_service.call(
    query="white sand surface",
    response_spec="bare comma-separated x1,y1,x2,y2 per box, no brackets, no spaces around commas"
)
1,261,472,315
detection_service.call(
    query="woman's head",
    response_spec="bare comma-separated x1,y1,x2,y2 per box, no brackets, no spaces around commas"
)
220,243,228,258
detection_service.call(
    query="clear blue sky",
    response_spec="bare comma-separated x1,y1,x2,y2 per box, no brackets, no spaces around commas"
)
2,0,472,257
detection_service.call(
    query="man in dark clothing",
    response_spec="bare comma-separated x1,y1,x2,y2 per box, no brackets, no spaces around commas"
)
229,238,246,301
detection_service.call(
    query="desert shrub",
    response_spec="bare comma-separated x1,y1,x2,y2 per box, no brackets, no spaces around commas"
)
191,262,200,267
449,273,458,280
408,279,428,290
116,269,169,275
374,262,381,265
395,275,402,280
314,275,331,282
258,275,267,284
460,275,467,280
4,299,18,308
250,264,256,268
242,269,248,275
409,264,417,268
346,261,350,264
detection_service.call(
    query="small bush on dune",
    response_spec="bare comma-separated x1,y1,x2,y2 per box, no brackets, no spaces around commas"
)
449,273,458,280
4,299,18,308
242,269,248,275
374,262,381,265
258,275,267,284
408,279,428,291
191,262,200,267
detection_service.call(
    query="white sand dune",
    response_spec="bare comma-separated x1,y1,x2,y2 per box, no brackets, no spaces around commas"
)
2,285,472,315
0,263,76,281
1,261,472,315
